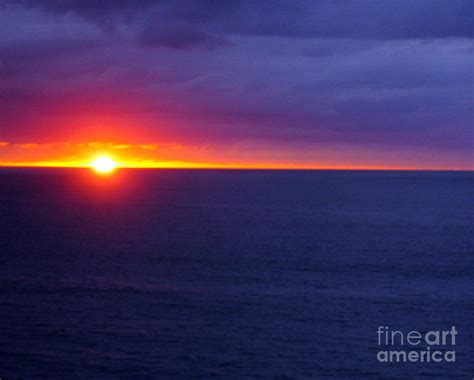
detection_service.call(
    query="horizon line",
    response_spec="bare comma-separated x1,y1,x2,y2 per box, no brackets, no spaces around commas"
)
0,164,472,172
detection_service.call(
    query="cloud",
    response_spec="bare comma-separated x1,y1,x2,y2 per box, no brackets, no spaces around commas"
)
4,0,472,40
1,0,157,25
139,25,231,50
213,0,474,40
169,0,471,40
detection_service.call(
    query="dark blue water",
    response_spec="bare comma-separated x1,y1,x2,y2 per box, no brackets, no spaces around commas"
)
0,169,473,378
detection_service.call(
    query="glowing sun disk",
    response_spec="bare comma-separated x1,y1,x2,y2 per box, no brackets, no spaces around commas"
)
91,156,117,174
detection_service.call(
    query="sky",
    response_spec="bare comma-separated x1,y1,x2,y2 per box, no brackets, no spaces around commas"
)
0,0,473,169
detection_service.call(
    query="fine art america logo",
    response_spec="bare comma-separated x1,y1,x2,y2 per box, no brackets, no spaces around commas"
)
376,326,457,363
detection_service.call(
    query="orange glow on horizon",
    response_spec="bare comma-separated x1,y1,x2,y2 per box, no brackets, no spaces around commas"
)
0,160,468,171
0,140,472,171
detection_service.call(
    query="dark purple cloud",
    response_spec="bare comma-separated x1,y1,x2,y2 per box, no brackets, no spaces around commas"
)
5,0,473,39
139,25,231,50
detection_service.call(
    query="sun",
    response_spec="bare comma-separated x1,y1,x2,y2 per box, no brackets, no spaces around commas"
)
90,156,118,174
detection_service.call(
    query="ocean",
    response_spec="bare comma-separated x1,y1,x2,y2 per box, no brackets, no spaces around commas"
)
0,169,472,378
